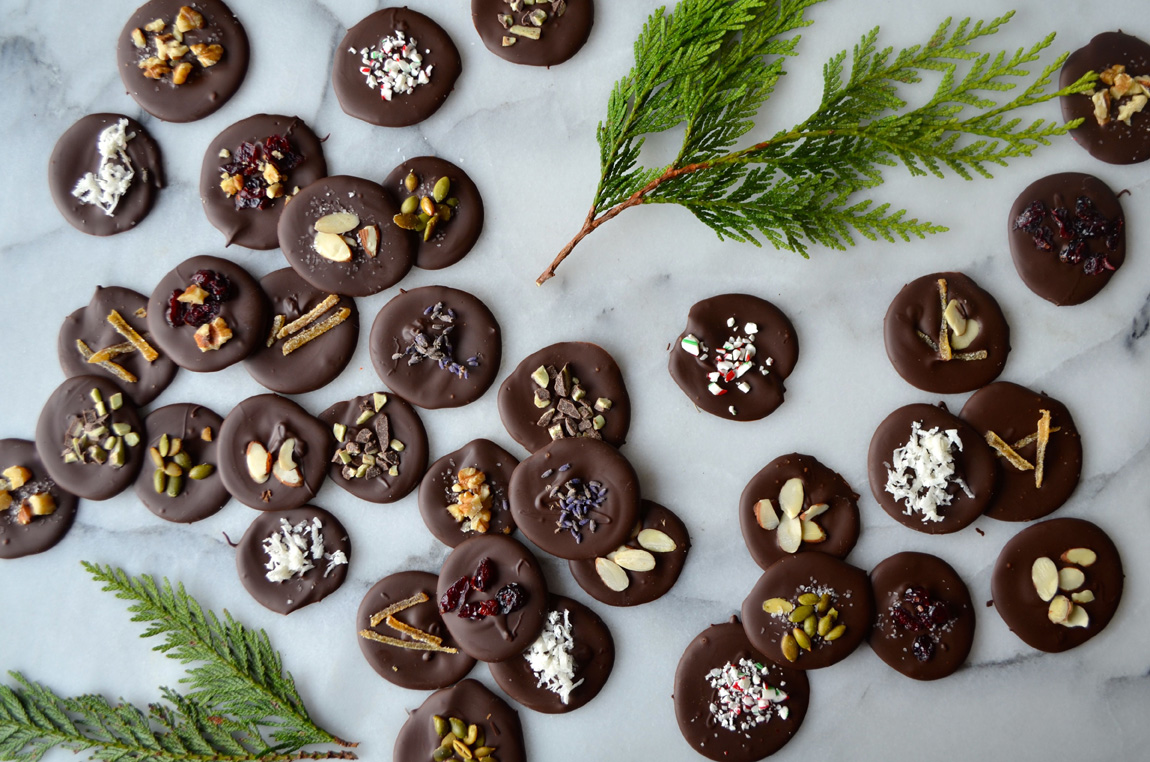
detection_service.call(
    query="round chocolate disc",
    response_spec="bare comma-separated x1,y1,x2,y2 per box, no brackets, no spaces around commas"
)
200,114,328,250
133,404,228,523
393,679,525,762
471,0,594,67
674,617,809,762
669,293,799,421
1007,173,1126,306
278,175,414,297
333,8,462,128
318,392,428,504
1060,31,1150,165
245,269,358,395
568,499,691,607
869,552,975,681
418,438,519,547
117,0,249,123
0,439,79,559
48,113,163,236
488,594,614,713
739,453,860,571
356,570,476,691
741,554,874,670
867,403,996,534
992,518,1123,652
435,535,548,663
236,505,350,615
58,285,179,406
369,286,501,409
498,341,630,452
381,157,484,270
959,382,1082,522
146,255,269,373
509,437,640,561
883,272,1010,393
35,375,144,502
217,394,330,511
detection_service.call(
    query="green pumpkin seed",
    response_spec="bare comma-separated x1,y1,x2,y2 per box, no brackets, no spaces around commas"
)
433,715,449,737
445,197,459,208
189,463,214,480
793,627,812,651
803,614,816,638
436,203,452,222
817,593,831,614
450,717,466,739
404,171,418,192
473,730,485,750
424,215,438,242
789,605,814,623
164,462,182,477
464,724,478,745
797,592,820,606
400,195,419,214
439,733,455,750
420,196,436,217
432,748,453,762
166,474,183,498
158,433,169,458
433,176,451,202
392,213,421,231
825,624,847,641
475,747,494,759
149,447,164,469
453,739,474,760
781,632,799,662
817,614,833,637
153,468,166,494
173,451,192,470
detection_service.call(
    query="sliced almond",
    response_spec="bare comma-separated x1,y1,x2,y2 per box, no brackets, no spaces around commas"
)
762,598,794,615
358,225,379,257
272,461,303,488
950,318,981,350
1047,594,1071,624
245,441,271,484
778,478,804,519
612,548,656,572
314,212,360,235
1061,547,1097,567
754,498,779,530
777,514,802,554
636,528,677,553
799,503,829,522
943,298,967,336
1058,567,1085,591
595,557,629,592
277,438,297,471
1064,603,1090,629
313,232,352,262
800,520,826,543
1071,590,1095,604
1031,556,1058,602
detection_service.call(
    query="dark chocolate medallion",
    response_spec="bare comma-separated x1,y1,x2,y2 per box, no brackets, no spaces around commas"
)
867,403,996,534
509,437,640,561
435,535,548,663
0,439,79,559
869,552,975,681
418,438,519,547
278,175,414,297
58,286,178,406
245,269,358,395
236,505,350,615
959,382,1082,522
117,0,249,123
674,617,809,762
471,0,594,67
992,518,1123,653
498,341,630,452
381,157,484,270
669,293,799,421
333,8,462,128
356,570,476,691
133,404,228,523
200,114,328,250
319,392,428,504
883,272,1010,393
392,679,525,762
369,286,501,409
216,394,330,511
739,454,860,571
48,114,163,236
1060,31,1150,165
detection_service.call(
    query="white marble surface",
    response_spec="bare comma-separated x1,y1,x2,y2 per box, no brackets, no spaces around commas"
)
1,0,1148,760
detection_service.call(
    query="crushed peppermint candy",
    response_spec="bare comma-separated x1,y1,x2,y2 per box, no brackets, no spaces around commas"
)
262,517,348,583
72,119,136,217
680,316,773,416
706,658,789,732
884,421,974,522
524,608,584,704
354,30,432,101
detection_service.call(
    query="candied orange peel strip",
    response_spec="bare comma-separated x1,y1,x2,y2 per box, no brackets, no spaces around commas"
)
361,591,458,653
266,314,286,348
282,307,350,356
986,430,1033,471
107,309,158,362
1035,409,1051,489
386,614,444,646
368,591,428,627
937,278,952,361
87,339,137,364
277,294,340,339
1013,426,1061,450
357,629,458,653
75,339,137,384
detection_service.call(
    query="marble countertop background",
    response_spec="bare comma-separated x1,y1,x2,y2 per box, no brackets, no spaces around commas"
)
1,0,1148,760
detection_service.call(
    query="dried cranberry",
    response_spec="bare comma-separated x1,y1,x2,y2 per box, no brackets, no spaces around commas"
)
165,289,186,327
1082,255,1105,276
471,557,494,592
182,303,218,327
1031,226,1054,252
458,599,499,620
903,586,929,606
1073,217,1107,238
891,606,922,632
495,583,527,614
1012,200,1046,233
1051,206,1073,239
234,140,257,166
191,269,232,299
1059,239,1086,264
1075,195,1101,220
438,575,470,613
928,601,952,626
912,634,935,662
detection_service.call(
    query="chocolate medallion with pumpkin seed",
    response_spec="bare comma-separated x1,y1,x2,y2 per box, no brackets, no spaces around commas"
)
392,679,525,762
382,157,483,270
133,403,228,523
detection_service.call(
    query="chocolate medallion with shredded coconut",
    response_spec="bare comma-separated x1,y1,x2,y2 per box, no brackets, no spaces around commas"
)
525,608,584,704
262,516,347,582
884,421,973,523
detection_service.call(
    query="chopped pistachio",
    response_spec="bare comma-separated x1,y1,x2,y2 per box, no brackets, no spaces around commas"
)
592,415,606,430
109,392,123,411
355,409,374,425
389,439,405,452
531,365,550,387
373,392,388,411
594,397,613,412
112,423,131,436
124,432,141,447
333,423,348,443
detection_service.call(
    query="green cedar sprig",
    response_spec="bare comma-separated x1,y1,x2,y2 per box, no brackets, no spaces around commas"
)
536,0,1097,284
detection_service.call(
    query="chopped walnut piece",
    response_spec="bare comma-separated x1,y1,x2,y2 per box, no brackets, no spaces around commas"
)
191,43,223,67
1110,72,1135,98
176,6,204,33
194,316,233,352
201,426,213,442
1116,93,1148,125
219,173,243,196
26,492,56,517
1092,90,1112,126
171,61,193,85
144,18,165,33
131,28,147,48
139,57,172,79
154,34,188,62
177,283,210,305
3,466,31,490
261,162,283,185
266,183,284,199
1099,64,1125,86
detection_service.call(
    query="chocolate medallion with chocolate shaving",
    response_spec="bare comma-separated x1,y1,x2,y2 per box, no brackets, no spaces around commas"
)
134,404,228,523
382,157,484,270
1060,31,1150,164
393,679,525,762
0,439,79,559
471,0,594,67
418,438,518,547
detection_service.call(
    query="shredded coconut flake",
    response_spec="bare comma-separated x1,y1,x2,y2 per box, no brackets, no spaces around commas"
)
524,608,583,704
705,658,789,732
884,421,973,522
71,119,136,217
262,517,347,582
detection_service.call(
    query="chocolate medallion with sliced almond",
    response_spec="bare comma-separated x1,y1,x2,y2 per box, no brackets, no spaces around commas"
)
0,439,79,559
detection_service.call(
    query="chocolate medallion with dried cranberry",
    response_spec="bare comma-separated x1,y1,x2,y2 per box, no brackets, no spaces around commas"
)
675,617,809,762
992,518,1123,653
436,535,547,663
333,8,462,128
133,404,227,523
488,594,614,713
49,114,163,236
245,269,358,395
217,394,329,511
382,157,484,270
498,341,630,452
236,505,349,615
869,552,975,681
117,0,249,123
319,392,428,504
58,286,178,406
739,454,860,571
867,403,996,534
418,438,518,547
35,375,144,502
278,175,413,297
147,255,268,373
1008,173,1126,306
884,272,1010,393
393,679,525,762
959,382,1082,522
670,293,799,421
471,0,594,67
357,570,476,690
200,115,328,250
742,553,874,671
0,439,79,559
369,286,501,409
1060,31,1150,165
509,436,639,561
569,499,690,607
